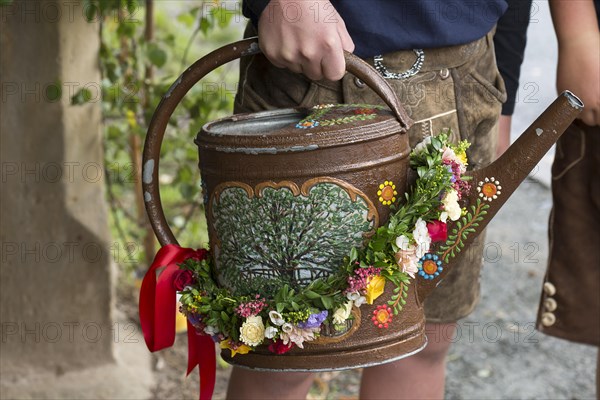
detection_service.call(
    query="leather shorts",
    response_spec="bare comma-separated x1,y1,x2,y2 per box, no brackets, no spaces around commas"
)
536,122,600,346
234,24,506,322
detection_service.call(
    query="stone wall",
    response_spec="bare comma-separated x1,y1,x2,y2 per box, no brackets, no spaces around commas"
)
1,0,114,372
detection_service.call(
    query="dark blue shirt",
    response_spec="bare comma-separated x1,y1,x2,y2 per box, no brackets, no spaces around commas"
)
243,0,508,58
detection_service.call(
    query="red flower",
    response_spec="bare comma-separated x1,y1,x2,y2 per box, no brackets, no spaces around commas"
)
173,269,195,291
268,339,294,355
189,248,209,261
426,220,448,242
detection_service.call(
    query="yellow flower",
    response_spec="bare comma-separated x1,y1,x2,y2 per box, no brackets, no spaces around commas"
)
365,275,386,304
220,340,251,358
455,149,468,165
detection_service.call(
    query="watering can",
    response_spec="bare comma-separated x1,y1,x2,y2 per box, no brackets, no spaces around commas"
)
142,37,583,371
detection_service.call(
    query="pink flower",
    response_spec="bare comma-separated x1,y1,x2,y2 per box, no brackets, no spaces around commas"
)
427,220,448,242
395,249,419,279
173,269,194,291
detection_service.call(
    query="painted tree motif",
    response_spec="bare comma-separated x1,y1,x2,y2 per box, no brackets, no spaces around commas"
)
212,182,375,296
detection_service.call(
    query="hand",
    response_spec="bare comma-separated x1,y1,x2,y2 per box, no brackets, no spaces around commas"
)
556,31,600,126
257,0,355,81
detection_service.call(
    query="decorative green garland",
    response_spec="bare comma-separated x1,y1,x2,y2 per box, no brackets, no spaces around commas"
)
176,131,471,356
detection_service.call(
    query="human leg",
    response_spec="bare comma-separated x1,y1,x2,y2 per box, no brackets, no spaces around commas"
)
226,367,315,400
360,322,456,400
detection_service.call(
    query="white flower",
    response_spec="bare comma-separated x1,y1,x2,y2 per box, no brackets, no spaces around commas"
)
269,310,285,326
282,323,294,333
441,147,457,162
395,234,414,251
346,291,360,301
264,326,278,339
413,136,432,155
353,295,367,307
239,316,265,347
333,301,353,325
412,218,432,258
442,189,461,221
439,211,448,223
203,325,219,336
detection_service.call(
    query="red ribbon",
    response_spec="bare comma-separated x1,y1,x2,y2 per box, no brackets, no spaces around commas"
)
139,244,216,400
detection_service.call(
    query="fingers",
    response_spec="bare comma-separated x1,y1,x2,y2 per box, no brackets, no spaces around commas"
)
256,0,353,82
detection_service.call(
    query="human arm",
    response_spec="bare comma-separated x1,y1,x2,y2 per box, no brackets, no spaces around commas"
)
550,0,600,126
245,0,354,81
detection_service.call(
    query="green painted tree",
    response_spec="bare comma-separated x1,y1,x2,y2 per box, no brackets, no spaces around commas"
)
212,183,375,296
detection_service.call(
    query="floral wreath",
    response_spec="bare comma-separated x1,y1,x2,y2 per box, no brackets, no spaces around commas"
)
174,132,471,357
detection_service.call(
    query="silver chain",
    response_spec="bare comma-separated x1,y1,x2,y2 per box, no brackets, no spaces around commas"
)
373,49,425,80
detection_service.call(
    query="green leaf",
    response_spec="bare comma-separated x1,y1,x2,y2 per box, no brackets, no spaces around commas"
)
177,12,196,28
199,17,211,35
321,296,333,309
71,88,93,105
45,80,62,101
147,43,167,68
303,290,321,300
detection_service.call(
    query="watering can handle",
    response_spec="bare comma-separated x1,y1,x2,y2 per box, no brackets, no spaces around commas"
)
143,37,412,246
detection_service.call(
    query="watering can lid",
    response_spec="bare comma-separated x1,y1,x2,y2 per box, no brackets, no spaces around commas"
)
196,104,404,154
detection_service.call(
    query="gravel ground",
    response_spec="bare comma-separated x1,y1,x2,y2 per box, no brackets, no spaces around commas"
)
130,180,596,400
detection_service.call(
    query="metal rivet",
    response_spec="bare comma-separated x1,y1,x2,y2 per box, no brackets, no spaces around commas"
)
544,298,557,312
541,312,556,327
354,77,365,88
543,282,556,296
440,68,450,80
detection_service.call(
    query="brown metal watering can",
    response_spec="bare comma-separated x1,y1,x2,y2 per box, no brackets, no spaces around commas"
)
142,37,583,371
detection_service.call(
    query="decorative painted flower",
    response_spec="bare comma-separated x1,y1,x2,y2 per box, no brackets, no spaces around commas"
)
365,275,386,304
426,220,448,242
441,189,461,221
239,315,265,347
333,301,353,324
372,305,393,328
296,119,319,129
477,177,501,202
378,181,397,205
220,339,251,357
418,253,443,280
268,339,294,354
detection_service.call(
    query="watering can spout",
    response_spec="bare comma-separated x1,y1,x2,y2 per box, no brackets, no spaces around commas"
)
490,90,583,190
416,91,584,302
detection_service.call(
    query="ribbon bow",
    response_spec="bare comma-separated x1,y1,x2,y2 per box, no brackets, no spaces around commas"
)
139,244,216,400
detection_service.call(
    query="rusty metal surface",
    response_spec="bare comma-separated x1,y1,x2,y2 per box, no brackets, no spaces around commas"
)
142,33,582,370
142,37,411,247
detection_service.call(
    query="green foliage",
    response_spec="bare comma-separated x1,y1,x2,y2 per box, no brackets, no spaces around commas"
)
77,1,243,271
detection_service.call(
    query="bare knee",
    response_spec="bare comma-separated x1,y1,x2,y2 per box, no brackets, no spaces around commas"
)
227,367,314,400
417,322,456,364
